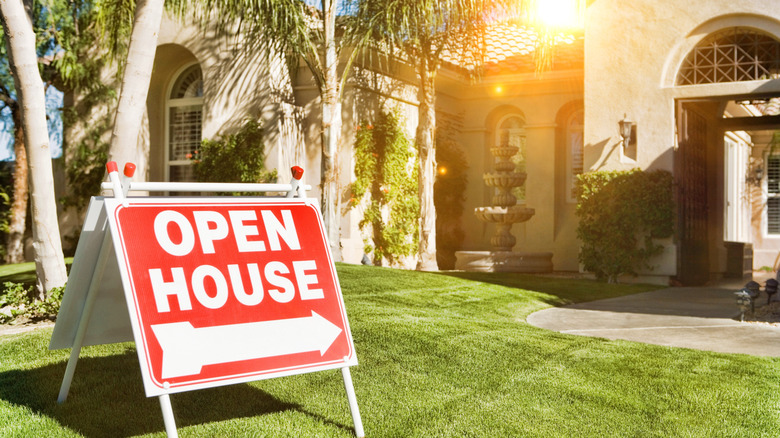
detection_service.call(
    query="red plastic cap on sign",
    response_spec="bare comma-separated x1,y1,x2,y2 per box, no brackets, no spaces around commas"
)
291,166,304,180
124,163,137,177
106,161,118,173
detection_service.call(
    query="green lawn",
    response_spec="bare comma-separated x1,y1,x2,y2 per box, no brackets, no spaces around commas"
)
0,263,778,437
0,258,73,287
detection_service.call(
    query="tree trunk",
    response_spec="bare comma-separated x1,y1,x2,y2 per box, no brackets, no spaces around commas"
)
416,59,438,271
0,0,68,298
107,0,164,177
5,111,27,264
320,0,343,261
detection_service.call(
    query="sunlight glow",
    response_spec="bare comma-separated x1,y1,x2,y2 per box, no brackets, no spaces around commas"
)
534,0,582,30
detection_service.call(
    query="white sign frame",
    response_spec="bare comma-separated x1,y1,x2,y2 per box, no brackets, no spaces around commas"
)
50,163,365,438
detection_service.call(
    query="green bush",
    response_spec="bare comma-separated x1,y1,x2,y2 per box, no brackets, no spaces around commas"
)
576,169,674,283
350,109,419,266
0,281,64,323
192,119,277,193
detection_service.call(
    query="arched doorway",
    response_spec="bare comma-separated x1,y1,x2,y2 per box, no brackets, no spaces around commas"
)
674,26,780,284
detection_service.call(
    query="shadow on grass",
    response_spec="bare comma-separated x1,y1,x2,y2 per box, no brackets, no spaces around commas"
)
438,271,661,305
0,350,351,437
442,272,749,320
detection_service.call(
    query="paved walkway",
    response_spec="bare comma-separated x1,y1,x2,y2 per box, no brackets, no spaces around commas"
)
527,278,780,357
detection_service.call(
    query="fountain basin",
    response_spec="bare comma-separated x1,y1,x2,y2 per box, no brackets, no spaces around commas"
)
483,172,527,189
454,250,553,273
475,206,535,224
490,146,519,160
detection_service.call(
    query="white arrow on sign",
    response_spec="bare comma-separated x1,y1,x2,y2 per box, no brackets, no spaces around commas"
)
150,311,343,379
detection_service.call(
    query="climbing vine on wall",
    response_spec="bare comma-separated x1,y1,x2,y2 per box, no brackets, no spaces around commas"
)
576,169,674,283
350,108,419,266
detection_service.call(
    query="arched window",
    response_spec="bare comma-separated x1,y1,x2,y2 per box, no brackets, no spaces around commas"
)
495,114,526,201
677,28,780,85
166,64,203,182
565,109,584,203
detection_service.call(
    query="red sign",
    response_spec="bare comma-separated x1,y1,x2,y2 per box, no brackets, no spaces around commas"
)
103,197,356,396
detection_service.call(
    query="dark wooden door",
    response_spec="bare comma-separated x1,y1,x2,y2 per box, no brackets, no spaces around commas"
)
676,104,709,285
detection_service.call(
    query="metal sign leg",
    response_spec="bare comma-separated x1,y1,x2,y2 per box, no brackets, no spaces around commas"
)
57,231,113,403
159,393,179,437
341,366,365,437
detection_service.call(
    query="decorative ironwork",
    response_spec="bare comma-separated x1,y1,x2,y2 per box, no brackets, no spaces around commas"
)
677,28,780,85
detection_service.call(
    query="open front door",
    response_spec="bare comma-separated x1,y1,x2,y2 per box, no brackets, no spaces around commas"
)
676,103,710,285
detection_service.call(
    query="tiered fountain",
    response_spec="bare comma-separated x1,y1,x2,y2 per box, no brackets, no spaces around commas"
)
454,142,553,272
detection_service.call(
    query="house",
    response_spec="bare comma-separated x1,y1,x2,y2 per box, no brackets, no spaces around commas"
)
63,0,780,285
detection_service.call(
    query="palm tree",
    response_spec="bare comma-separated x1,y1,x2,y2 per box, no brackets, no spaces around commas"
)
176,0,370,261
101,0,165,183
0,0,68,297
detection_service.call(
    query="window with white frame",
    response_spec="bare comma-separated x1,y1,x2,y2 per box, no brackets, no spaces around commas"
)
566,109,584,203
495,115,526,201
767,154,780,234
166,64,203,182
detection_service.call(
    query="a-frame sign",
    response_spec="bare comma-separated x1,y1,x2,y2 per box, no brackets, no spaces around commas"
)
50,162,364,437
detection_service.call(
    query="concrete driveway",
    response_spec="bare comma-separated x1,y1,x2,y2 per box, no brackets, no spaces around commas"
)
527,279,780,357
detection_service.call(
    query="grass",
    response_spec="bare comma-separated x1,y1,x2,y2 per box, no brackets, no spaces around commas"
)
0,258,73,288
0,263,778,437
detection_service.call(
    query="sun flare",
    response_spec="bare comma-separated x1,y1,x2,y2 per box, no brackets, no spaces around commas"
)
534,0,582,29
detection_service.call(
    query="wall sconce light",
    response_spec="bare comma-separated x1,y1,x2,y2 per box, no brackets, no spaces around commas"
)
754,165,764,182
618,114,636,148
747,162,764,185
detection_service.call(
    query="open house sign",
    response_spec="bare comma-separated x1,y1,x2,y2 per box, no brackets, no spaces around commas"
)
104,197,357,396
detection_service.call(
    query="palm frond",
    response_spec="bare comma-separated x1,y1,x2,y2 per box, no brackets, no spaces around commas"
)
93,0,135,61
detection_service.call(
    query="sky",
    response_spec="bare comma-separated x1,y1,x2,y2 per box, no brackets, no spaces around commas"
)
0,84,64,161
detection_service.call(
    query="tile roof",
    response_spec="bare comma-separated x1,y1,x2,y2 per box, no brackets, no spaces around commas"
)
443,24,584,76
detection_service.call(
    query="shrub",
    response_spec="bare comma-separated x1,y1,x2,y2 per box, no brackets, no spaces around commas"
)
0,281,64,323
192,119,277,193
576,169,674,282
